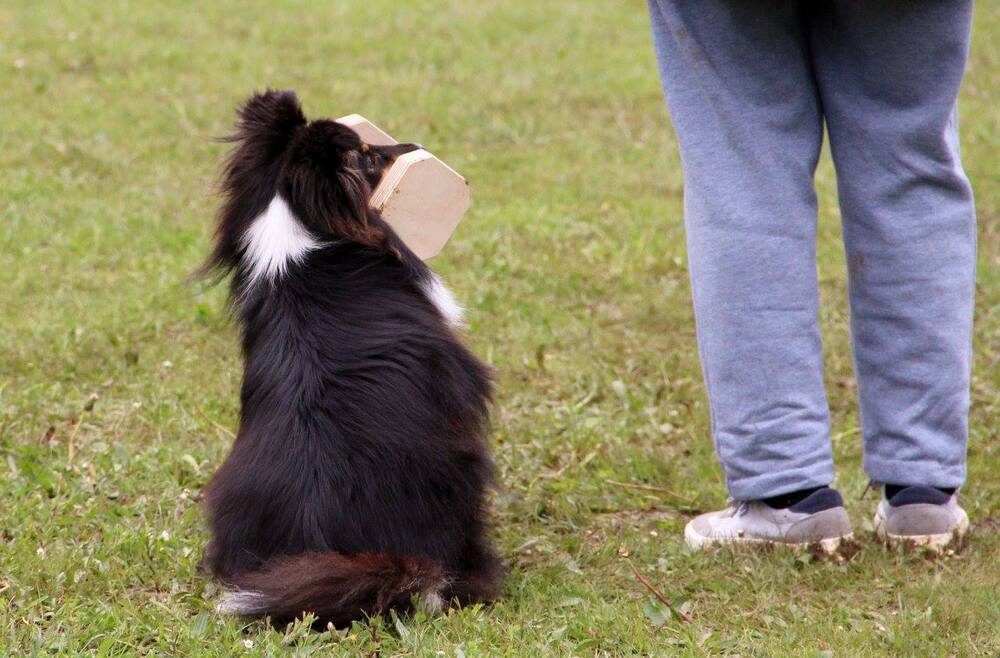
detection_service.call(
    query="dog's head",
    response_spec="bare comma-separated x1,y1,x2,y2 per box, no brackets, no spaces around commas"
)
205,89,419,275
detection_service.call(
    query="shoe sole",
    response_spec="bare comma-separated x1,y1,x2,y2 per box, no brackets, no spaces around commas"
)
684,522,852,555
873,508,970,554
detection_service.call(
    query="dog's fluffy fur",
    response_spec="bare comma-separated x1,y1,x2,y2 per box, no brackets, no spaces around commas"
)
201,90,503,628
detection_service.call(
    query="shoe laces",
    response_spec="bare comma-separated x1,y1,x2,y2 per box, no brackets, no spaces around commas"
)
860,479,884,501
727,497,751,517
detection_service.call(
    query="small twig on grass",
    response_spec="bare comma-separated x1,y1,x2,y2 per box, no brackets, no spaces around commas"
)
193,406,235,439
367,621,381,658
66,416,84,468
623,557,690,623
605,479,696,505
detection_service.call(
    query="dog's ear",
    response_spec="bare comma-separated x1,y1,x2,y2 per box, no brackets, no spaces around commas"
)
201,90,308,277
222,89,307,182
232,89,307,149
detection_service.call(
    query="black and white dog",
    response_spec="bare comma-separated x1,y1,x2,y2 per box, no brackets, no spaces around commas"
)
201,90,503,627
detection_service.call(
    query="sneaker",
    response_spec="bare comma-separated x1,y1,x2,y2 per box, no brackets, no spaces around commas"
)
684,487,853,553
874,485,969,552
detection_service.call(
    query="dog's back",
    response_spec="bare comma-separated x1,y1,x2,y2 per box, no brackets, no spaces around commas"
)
201,90,503,626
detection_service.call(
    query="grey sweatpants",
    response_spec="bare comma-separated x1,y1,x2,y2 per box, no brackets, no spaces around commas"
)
648,1,976,500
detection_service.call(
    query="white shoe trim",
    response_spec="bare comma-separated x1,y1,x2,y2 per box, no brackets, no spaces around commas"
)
684,517,850,554
874,507,969,553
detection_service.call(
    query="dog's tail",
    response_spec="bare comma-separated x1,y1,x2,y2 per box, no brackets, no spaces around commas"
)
216,551,448,627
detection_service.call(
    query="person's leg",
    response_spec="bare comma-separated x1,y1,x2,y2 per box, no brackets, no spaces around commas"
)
648,0,833,500
807,1,976,493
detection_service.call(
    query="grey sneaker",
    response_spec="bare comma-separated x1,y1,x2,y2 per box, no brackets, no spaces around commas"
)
874,486,969,552
684,487,853,553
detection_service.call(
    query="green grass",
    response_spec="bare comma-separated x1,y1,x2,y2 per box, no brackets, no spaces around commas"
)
1,1,998,655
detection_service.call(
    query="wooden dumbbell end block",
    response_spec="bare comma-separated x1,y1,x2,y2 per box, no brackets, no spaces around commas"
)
336,115,470,260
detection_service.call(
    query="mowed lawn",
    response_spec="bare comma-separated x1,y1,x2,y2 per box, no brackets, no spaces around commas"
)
1,1,998,655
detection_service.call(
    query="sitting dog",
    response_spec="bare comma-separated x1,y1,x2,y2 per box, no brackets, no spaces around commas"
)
201,90,503,627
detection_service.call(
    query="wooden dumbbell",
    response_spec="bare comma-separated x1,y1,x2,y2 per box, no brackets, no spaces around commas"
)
337,114,470,260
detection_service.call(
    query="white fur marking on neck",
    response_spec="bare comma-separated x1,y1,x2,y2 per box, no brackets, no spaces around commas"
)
422,273,464,328
241,195,319,285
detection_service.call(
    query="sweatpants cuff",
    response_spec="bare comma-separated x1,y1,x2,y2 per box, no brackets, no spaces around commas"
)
726,464,835,501
864,456,966,491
